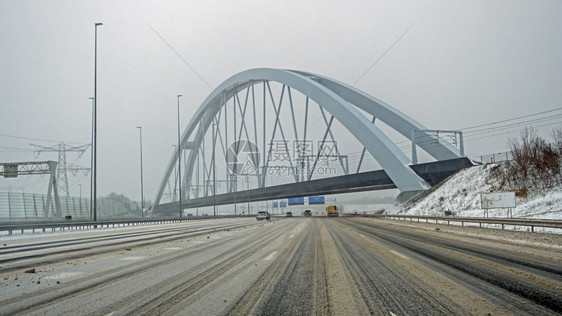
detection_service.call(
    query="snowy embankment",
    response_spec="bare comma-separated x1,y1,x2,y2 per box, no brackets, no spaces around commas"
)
390,164,562,221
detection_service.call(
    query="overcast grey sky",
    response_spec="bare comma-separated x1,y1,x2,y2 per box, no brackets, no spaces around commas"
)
1,0,561,202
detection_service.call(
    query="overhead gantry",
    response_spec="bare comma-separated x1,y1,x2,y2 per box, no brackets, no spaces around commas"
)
152,68,465,215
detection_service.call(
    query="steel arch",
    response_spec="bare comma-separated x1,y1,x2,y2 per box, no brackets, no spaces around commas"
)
153,68,462,209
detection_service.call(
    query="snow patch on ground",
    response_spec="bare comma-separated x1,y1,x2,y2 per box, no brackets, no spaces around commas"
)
390,164,562,221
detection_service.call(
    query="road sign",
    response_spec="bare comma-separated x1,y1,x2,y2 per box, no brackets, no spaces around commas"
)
308,196,325,204
3,164,18,178
481,192,516,209
288,197,304,205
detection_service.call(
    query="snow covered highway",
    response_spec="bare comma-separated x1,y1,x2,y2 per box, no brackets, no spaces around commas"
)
1,217,561,315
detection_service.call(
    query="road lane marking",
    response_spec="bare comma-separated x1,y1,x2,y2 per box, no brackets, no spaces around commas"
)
120,256,145,261
264,251,278,261
44,272,82,279
389,250,409,260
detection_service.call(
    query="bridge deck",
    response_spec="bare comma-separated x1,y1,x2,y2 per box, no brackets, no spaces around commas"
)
154,157,473,215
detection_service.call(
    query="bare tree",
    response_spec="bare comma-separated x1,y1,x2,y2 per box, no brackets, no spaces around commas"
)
506,127,561,190
551,126,562,181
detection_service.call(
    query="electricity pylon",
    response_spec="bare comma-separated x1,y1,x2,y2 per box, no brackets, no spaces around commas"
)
32,142,90,196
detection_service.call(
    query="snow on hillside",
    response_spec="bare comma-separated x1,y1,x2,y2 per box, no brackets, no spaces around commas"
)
389,164,562,221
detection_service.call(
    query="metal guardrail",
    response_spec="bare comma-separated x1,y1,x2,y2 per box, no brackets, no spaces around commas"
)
0,215,253,235
4,214,560,235
355,214,562,232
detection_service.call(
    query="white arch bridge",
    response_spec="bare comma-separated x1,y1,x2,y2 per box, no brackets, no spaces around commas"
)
152,68,471,216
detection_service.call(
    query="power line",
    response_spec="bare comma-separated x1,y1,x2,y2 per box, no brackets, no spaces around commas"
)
459,108,562,131
0,132,88,145
391,108,562,147
0,146,35,152
463,114,562,136
463,120,562,143
338,108,562,163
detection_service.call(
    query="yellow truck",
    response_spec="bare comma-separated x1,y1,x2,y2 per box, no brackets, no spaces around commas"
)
326,205,339,217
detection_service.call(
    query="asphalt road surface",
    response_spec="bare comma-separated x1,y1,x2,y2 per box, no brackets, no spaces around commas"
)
1,216,561,315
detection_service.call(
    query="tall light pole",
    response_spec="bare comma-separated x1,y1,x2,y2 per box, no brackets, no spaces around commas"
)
171,144,177,201
89,96,94,219
136,126,144,217
177,94,183,218
212,118,216,218
93,22,102,222
79,183,83,218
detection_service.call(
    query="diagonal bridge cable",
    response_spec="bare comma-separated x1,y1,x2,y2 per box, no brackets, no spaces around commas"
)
304,22,417,134
147,23,215,91
147,23,251,127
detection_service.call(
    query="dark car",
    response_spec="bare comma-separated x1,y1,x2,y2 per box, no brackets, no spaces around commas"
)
304,210,312,216
286,211,293,217
256,211,270,221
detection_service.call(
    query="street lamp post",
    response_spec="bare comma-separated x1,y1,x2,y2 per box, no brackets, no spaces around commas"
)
136,126,144,217
171,144,177,201
89,97,94,219
177,94,183,218
79,183,83,218
246,174,250,214
212,118,217,219
93,22,103,222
